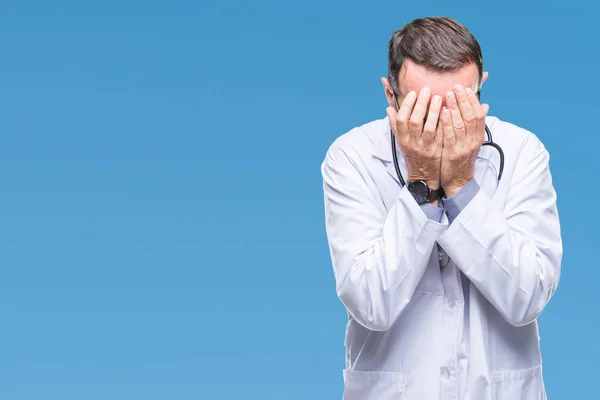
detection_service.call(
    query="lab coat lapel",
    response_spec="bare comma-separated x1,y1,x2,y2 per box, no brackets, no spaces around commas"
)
473,144,500,196
372,117,408,187
386,152,407,187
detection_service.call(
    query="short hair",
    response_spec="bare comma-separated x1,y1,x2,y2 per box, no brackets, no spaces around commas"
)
387,17,483,93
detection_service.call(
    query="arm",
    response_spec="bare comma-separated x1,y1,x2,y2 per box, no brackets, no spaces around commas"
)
437,137,563,326
422,202,445,222
443,177,480,224
321,146,447,331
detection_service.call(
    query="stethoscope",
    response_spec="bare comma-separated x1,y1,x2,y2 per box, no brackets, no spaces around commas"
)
389,91,505,189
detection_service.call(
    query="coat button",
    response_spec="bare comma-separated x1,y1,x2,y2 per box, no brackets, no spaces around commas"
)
441,367,450,379
439,253,449,267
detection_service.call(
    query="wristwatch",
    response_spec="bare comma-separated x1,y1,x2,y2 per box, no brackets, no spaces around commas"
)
407,180,444,205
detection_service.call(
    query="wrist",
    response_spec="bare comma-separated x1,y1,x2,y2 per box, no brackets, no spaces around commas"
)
408,176,440,190
427,180,441,190
407,179,444,205
443,181,468,198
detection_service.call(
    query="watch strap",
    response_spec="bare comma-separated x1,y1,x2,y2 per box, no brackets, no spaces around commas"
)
427,187,445,202
407,180,445,204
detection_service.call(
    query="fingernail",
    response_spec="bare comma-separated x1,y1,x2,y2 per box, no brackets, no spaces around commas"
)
432,95,441,104
465,87,473,95
447,92,455,102
408,90,416,99
422,87,430,95
455,84,464,94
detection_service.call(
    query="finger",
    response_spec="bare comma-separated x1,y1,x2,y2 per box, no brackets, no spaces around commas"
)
446,90,465,141
409,87,431,140
441,107,455,147
482,103,490,116
466,87,486,141
422,95,442,146
454,84,476,137
466,87,484,120
396,90,417,139
435,109,444,148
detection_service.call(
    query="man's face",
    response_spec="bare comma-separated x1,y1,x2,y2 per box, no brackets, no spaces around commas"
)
384,58,487,111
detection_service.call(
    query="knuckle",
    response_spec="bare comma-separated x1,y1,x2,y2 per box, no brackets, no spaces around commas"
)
409,121,421,130
422,126,434,135
453,121,464,131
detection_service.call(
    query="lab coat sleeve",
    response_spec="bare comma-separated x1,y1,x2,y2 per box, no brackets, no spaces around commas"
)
422,202,445,222
321,145,448,331
437,135,563,327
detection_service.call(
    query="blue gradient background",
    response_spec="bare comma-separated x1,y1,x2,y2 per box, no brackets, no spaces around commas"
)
0,1,596,399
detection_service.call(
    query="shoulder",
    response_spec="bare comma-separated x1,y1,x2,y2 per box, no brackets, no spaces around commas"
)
322,116,389,165
487,115,548,157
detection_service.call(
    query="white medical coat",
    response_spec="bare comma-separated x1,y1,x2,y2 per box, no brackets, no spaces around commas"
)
321,115,562,399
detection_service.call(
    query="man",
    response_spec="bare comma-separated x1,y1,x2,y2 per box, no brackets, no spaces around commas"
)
321,17,562,400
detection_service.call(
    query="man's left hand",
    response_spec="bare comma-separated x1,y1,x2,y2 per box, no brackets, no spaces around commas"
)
440,84,490,198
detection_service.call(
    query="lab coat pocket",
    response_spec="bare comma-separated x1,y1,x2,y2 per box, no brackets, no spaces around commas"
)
342,369,407,400
490,365,545,400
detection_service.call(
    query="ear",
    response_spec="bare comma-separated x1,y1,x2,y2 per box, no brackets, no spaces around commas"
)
381,77,396,108
481,71,489,85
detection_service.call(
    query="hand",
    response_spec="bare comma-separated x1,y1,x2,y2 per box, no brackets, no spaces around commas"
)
440,85,490,197
386,87,444,190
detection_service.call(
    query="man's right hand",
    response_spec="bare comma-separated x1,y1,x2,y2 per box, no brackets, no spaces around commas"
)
386,87,443,190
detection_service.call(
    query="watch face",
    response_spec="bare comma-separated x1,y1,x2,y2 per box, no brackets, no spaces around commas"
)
408,180,429,203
